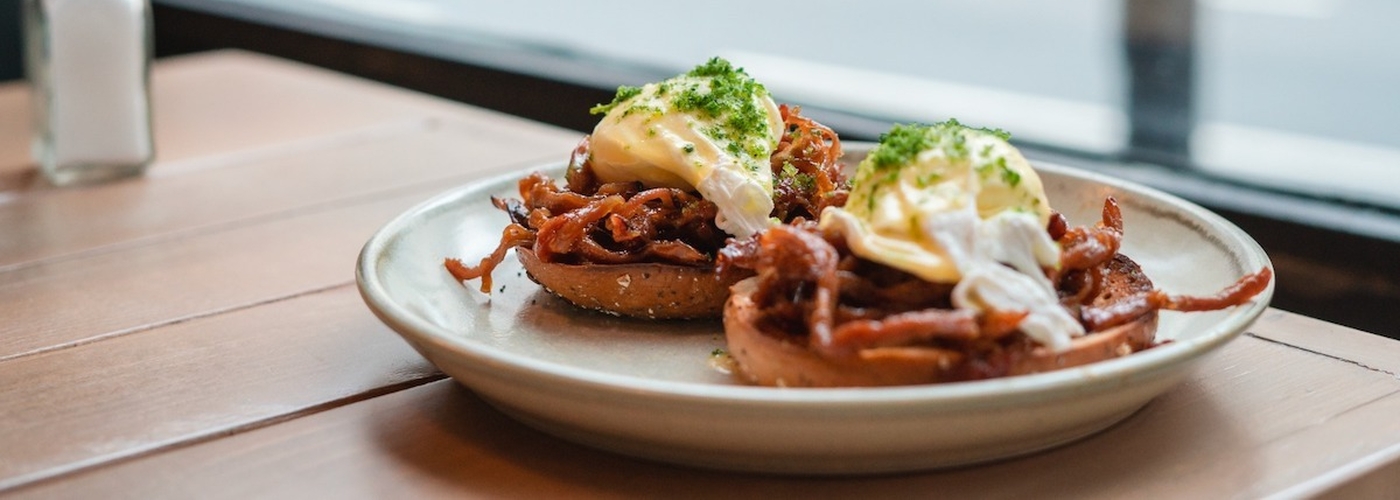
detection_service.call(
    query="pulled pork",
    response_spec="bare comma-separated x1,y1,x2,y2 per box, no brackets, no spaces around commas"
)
446,105,847,292
717,198,1273,377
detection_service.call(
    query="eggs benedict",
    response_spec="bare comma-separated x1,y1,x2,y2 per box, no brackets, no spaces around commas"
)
446,57,847,319
719,121,1272,387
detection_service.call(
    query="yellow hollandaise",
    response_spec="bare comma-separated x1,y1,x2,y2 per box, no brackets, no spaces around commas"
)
587,58,783,239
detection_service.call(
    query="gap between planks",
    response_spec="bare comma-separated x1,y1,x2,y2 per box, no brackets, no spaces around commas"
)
1244,331,1400,379
0,148,558,363
0,150,562,278
0,281,351,364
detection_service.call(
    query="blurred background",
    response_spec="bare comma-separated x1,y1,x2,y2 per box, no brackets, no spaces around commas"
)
3,0,1398,336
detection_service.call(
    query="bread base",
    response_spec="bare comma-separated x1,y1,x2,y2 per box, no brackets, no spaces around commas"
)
517,248,742,320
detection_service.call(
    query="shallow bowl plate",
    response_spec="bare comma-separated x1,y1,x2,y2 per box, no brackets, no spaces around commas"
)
356,145,1273,474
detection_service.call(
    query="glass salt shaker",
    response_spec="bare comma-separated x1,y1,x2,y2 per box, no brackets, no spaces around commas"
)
23,0,154,186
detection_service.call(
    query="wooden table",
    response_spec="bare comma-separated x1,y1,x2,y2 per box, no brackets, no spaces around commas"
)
2,51,1398,499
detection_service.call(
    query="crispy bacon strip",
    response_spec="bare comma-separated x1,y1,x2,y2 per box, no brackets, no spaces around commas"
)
1081,267,1273,331
1058,198,1124,272
1160,267,1274,311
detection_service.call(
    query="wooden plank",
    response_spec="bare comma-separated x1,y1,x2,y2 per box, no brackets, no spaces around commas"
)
5,332,1397,498
1317,455,1400,500
897,335,1400,499
0,50,429,192
1249,308,1400,375
0,50,574,177
143,50,574,169
0,183,492,359
149,50,439,167
1256,390,1400,498
0,118,574,270
0,286,441,490
0,50,579,260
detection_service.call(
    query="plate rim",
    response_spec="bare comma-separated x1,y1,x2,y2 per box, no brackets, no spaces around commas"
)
355,144,1274,410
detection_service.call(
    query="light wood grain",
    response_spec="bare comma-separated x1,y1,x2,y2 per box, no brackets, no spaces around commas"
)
0,50,576,185
0,50,584,494
0,118,570,271
0,185,477,359
1317,456,1400,500
1250,308,1400,375
1257,388,1400,498
145,51,576,168
0,117,576,363
5,321,1398,499
0,285,441,490
0,50,578,269
149,51,444,167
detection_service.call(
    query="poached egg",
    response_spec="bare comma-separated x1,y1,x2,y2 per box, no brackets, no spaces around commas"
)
819,122,1084,350
587,58,783,239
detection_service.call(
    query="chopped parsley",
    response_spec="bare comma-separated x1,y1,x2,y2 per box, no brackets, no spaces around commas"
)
588,57,775,170
917,171,942,187
781,162,816,190
671,57,773,151
975,156,1022,187
590,85,642,115
868,119,1012,171
868,123,939,171
850,119,1019,213
999,158,1022,187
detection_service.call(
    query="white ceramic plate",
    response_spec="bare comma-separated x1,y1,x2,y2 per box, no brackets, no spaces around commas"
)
356,145,1273,474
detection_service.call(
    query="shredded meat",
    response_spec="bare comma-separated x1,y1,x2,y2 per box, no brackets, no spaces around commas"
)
770,105,848,221
1055,197,1273,331
1052,198,1126,316
830,309,980,353
717,221,1030,363
718,197,1272,376
444,213,536,293
447,107,847,292
1080,265,1273,331
1057,198,1124,273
